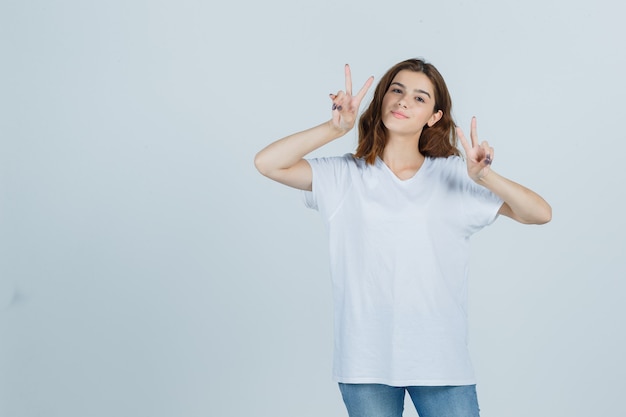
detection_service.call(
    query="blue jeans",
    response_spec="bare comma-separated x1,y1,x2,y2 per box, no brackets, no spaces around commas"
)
338,383,480,417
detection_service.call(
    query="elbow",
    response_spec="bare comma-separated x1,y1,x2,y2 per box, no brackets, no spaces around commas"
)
254,151,270,177
533,204,552,225
541,207,553,224
513,203,552,225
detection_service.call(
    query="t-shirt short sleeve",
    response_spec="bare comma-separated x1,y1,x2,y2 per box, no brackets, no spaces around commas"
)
303,154,354,220
457,163,503,236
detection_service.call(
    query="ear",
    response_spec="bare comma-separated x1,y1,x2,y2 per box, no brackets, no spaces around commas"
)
427,110,443,127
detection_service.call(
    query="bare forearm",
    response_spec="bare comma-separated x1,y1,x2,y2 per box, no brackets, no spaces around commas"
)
477,170,552,224
254,65,373,189
254,120,346,174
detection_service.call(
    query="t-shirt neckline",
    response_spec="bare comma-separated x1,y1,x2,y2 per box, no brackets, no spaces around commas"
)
376,156,430,184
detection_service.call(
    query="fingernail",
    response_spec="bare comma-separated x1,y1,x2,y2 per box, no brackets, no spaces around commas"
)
337,105,343,111
332,104,337,110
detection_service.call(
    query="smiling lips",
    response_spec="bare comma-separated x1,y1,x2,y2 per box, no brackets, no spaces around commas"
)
391,110,408,119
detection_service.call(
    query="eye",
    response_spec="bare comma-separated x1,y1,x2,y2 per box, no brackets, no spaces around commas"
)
415,96,425,103
391,88,403,94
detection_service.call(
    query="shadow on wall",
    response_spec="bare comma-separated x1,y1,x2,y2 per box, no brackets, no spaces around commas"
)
0,283,27,311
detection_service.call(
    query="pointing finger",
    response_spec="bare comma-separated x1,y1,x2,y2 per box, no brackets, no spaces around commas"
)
470,116,478,148
355,76,375,102
456,127,471,153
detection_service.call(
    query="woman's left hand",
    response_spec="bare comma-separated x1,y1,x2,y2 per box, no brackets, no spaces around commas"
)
457,117,494,182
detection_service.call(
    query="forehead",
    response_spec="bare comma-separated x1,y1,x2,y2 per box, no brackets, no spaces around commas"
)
390,70,435,93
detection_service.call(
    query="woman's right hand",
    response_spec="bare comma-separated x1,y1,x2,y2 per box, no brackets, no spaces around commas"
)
254,64,374,191
329,64,374,132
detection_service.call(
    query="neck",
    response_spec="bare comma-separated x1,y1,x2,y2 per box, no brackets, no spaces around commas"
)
380,133,425,180
382,131,423,167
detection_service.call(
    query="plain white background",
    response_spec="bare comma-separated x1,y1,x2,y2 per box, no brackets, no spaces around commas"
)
1,0,624,416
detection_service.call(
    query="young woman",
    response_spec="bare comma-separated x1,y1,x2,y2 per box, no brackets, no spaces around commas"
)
254,58,551,417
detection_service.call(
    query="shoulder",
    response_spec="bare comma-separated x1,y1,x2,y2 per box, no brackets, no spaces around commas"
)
307,153,365,171
428,155,465,169
426,155,466,180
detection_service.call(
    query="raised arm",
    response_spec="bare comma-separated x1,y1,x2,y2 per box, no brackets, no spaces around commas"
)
254,65,374,191
457,117,552,225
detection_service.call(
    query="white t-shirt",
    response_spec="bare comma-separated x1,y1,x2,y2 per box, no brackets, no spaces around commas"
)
303,154,503,386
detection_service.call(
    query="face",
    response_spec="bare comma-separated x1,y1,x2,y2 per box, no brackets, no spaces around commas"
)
381,70,443,137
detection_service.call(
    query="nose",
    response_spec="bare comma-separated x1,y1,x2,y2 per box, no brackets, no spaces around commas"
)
397,99,407,108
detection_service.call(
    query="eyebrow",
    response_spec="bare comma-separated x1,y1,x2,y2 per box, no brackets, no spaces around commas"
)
391,82,432,98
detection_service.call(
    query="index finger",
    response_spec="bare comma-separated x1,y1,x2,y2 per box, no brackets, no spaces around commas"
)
470,116,478,147
354,76,375,101
345,64,352,96
456,126,471,153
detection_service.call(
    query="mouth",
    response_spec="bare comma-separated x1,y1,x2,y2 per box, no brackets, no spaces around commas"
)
390,110,408,119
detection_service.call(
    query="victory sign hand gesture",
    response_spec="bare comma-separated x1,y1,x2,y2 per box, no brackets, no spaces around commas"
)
457,117,494,182
329,64,374,132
